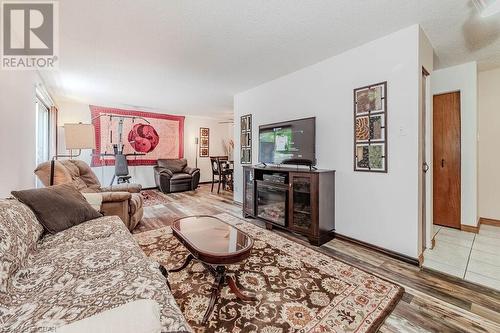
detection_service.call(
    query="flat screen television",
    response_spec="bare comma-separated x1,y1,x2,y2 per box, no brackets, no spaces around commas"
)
258,117,316,165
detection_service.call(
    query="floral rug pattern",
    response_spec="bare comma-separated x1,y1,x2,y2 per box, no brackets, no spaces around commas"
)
141,190,172,207
134,213,403,333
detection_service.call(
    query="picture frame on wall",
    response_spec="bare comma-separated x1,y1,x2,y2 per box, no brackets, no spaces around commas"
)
199,127,209,157
353,81,387,172
240,114,252,164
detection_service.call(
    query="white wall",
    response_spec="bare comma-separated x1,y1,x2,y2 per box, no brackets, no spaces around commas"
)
56,100,233,188
0,71,39,197
183,116,234,183
478,67,500,220
431,62,478,226
234,25,423,258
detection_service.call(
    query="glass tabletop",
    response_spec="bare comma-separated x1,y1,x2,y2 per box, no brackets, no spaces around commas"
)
171,216,253,255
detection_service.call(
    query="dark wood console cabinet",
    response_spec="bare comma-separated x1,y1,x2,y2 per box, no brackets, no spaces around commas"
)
243,165,335,246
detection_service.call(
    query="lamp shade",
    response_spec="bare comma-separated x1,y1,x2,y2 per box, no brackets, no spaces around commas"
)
64,123,96,149
473,0,500,17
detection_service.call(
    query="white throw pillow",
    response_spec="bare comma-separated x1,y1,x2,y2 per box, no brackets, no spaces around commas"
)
81,192,103,212
55,299,161,333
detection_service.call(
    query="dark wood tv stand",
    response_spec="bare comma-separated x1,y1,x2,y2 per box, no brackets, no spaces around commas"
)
243,165,335,246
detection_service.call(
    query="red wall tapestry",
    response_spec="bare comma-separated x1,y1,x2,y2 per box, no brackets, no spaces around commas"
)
90,105,184,167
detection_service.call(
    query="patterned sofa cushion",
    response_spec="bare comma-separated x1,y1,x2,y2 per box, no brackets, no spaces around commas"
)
0,215,190,333
0,199,43,293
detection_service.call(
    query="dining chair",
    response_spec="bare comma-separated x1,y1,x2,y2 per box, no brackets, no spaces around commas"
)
210,156,231,194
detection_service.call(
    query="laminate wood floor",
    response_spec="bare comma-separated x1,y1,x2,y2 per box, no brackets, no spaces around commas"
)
136,185,500,333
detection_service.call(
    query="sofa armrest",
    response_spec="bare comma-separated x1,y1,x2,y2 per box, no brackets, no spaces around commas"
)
101,183,142,193
154,166,173,178
101,191,132,203
183,166,200,175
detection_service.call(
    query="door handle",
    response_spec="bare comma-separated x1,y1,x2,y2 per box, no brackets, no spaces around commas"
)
423,162,429,173
441,159,445,168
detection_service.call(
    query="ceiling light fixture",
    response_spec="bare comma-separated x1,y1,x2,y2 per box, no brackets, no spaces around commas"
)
473,0,500,17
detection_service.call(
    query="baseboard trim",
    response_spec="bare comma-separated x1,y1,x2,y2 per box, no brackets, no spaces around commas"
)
479,217,500,227
461,224,479,234
334,233,419,266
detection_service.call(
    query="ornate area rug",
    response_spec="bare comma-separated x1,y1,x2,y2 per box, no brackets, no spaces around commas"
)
141,190,172,207
134,214,403,333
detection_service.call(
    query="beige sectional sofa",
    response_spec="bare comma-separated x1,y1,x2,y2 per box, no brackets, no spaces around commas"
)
35,160,144,231
0,198,190,333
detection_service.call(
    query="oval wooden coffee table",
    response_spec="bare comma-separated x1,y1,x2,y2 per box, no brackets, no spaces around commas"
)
169,215,256,324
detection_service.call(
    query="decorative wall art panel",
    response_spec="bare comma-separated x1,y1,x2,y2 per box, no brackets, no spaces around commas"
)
90,105,184,167
355,144,385,171
240,114,252,164
199,127,209,157
355,115,386,142
355,116,370,141
353,82,387,172
355,84,385,115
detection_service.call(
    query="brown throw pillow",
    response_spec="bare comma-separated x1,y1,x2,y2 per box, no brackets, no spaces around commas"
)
11,183,102,234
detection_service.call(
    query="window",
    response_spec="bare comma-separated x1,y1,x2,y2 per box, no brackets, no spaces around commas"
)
35,85,57,187
36,98,50,166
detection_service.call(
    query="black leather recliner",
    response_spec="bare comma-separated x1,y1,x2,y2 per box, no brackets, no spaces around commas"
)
154,158,200,193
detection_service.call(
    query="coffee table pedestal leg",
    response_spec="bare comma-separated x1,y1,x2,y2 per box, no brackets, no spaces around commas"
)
201,265,257,324
169,254,194,273
202,266,225,324
159,265,171,291
227,275,257,302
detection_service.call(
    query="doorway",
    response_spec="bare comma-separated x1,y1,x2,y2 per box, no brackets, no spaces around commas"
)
433,92,461,229
420,68,430,255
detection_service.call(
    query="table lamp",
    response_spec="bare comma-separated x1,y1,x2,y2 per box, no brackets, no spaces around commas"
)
49,123,96,185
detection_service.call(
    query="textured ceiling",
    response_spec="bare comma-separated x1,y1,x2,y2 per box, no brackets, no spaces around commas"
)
42,0,500,118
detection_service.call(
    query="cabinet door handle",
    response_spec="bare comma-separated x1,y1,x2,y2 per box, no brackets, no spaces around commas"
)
441,159,445,168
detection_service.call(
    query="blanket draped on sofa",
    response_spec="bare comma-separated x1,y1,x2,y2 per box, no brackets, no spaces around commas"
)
0,198,191,333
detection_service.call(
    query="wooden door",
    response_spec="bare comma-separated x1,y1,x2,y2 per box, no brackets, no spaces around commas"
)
433,92,461,229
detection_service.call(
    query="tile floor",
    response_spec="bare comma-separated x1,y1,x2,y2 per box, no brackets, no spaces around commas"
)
423,224,500,291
